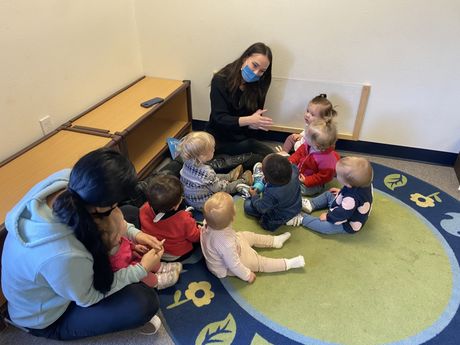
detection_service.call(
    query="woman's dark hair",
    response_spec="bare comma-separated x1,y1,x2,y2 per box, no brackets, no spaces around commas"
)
139,174,183,213
53,148,138,294
216,42,272,112
262,153,292,185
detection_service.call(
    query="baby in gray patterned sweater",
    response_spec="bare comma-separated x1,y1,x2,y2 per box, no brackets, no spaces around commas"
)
179,131,253,210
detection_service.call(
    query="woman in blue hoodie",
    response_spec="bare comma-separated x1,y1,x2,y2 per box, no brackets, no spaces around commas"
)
1,148,164,340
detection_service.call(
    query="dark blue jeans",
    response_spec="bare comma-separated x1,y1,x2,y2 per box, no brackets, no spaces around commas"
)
28,283,159,340
301,191,346,234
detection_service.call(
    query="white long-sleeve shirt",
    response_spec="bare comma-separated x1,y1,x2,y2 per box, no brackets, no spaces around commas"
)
200,225,251,281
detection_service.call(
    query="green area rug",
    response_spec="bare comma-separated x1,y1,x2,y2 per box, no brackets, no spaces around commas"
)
159,162,460,345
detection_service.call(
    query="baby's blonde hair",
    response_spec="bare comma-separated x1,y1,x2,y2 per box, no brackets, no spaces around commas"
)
179,131,215,162
305,118,337,151
203,192,235,230
336,156,373,187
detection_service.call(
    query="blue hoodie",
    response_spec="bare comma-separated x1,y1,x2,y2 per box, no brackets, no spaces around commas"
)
1,169,147,329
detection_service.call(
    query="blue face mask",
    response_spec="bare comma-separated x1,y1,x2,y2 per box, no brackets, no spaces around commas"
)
241,65,260,83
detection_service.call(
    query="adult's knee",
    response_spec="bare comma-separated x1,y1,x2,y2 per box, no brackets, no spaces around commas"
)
124,283,159,324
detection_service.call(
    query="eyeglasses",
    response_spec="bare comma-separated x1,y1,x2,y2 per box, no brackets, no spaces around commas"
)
91,205,117,218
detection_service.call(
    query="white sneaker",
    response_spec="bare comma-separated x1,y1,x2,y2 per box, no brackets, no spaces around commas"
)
236,183,251,198
302,198,313,213
140,315,162,335
158,262,182,274
156,271,179,290
286,214,303,226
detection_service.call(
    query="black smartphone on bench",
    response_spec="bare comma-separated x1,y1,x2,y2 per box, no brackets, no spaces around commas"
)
140,97,164,108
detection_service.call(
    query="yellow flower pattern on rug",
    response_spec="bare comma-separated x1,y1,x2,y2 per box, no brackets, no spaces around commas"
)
410,192,442,208
167,281,215,309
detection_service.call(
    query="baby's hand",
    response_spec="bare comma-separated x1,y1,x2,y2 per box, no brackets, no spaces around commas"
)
247,272,256,284
329,187,341,195
293,133,302,141
134,244,149,255
275,145,290,156
319,213,327,221
299,174,306,184
248,187,258,196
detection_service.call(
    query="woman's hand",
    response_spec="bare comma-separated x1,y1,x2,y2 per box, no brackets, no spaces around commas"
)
135,232,164,251
140,247,164,272
241,109,273,131
319,213,327,221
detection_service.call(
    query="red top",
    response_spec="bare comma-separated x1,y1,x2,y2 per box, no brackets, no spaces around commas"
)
139,202,201,257
109,236,138,271
288,144,340,187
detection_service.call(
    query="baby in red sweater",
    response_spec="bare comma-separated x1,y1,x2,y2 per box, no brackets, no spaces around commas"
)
139,174,201,261
288,118,340,196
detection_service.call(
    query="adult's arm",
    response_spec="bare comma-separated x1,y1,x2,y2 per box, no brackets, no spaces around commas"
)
39,252,147,308
209,76,241,130
210,76,272,131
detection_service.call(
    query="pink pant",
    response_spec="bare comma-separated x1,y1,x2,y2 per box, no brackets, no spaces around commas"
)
237,231,286,272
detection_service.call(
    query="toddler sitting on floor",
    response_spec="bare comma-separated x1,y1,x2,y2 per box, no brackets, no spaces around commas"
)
201,192,305,283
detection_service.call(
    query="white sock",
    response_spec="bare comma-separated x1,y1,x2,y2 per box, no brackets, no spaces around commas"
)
273,232,291,248
284,255,305,270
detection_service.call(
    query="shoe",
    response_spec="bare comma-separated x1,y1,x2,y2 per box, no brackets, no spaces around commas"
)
286,214,303,226
241,170,253,185
158,262,183,274
228,164,243,181
156,271,179,290
236,183,251,198
252,162,264,192
302,198,313,213
253,162,263,182
139,315,162,335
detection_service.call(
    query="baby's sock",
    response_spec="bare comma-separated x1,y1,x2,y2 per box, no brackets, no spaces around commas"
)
284,255,305,270
273,232,291,248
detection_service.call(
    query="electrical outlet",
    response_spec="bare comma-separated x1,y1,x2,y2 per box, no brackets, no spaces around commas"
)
39,116,54,135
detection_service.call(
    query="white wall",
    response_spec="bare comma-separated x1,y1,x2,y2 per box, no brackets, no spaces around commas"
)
0,0,143,161
134,0,460,154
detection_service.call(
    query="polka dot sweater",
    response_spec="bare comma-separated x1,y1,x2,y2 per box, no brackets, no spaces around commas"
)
326,184,374,233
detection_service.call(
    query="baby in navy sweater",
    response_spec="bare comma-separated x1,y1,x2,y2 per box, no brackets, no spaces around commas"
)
288,156,373,234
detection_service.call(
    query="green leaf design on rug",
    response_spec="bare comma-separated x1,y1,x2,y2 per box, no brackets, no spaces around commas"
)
250,333,273,345
195,313,236,345
384,173,408,191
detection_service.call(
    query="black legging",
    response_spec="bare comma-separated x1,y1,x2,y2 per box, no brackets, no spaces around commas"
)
214,138,274,172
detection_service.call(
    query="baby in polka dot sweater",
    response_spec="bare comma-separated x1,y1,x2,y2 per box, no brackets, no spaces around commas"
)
287,156,373,234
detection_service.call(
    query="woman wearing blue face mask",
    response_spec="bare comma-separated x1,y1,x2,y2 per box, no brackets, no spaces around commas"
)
205,42,275,172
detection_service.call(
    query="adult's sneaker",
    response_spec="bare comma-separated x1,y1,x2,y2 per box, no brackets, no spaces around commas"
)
139,315,162,335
